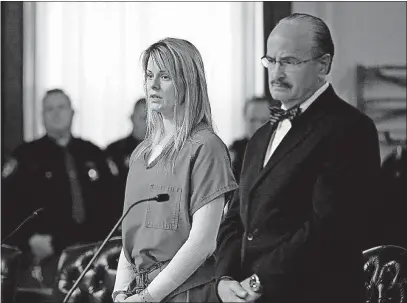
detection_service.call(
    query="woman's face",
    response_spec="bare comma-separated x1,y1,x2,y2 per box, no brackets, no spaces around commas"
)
146,57,177,118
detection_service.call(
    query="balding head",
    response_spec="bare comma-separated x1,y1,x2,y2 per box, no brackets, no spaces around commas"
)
268,20,316,62
264,13,333,108
277,13,334,72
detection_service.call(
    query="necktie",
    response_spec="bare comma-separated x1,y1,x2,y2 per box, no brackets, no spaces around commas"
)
64,150,86,224
269,105,301,128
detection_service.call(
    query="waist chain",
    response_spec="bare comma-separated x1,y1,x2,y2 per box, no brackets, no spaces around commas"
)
127,260,169,295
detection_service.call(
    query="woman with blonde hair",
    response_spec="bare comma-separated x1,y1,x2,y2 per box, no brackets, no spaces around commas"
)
112,37,238,302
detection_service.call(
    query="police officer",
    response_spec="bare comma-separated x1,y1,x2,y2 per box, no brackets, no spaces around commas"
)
2,89,115,287
104,98,147,208
229,97,272,183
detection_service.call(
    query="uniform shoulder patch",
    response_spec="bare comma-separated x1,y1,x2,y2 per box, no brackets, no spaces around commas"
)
2,158,18,178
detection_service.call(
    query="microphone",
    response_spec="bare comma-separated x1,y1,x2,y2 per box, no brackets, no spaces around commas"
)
155,193,170,202
63,194,169,303
2,208,45,243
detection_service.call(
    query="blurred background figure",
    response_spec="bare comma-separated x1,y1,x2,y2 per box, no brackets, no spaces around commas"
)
377,144,407,247
228,97,272,183
1,89,115,289
104,98,147,217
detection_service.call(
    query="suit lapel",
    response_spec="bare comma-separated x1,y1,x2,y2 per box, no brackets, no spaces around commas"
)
240,123,274,225
251,123,275,174
248,85,335,196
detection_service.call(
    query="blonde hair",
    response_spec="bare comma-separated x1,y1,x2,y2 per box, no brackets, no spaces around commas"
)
133,37,214,172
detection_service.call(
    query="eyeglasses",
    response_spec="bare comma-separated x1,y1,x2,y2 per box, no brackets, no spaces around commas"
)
261,54,324,70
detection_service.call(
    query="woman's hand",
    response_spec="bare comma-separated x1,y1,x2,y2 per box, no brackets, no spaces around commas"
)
114,293,129,302
122,289,157,302
123,293,143,302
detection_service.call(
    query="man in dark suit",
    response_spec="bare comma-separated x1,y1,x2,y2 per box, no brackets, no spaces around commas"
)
216,13,381,303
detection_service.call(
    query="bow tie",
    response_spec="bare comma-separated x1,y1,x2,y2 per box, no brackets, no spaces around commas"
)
269,105,301,127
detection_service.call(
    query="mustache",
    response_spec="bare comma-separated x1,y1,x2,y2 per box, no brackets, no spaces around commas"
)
270,80,291,88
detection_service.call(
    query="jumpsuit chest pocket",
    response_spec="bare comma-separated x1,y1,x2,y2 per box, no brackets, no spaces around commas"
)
145,184,182,230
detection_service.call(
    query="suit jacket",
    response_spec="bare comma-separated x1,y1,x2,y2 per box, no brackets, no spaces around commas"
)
229,137,249,184
216,85,381,303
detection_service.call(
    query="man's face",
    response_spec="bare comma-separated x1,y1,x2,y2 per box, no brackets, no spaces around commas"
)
131,102,147,139
246,101,270,137
43,93,74,135
266,21,325,107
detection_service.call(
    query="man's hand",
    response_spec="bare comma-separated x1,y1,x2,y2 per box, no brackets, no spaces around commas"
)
217,278,248,302
28,233,54,262
240,277,262,302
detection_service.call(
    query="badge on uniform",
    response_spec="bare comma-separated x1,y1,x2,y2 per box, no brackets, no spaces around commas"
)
2,158,18,178
106,157,119,176
85,161,99,181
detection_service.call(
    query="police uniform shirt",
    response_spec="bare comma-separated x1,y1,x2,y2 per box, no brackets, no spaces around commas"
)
105,135,143,177
104,135,143,212
2,135,114,251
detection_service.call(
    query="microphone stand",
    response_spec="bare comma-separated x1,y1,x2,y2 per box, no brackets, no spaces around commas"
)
2,208,44,243
63,194,169,303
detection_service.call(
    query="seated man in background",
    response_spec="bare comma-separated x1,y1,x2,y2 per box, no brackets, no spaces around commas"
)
104,98,147,216
1,89,115,288
228,97,271,183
